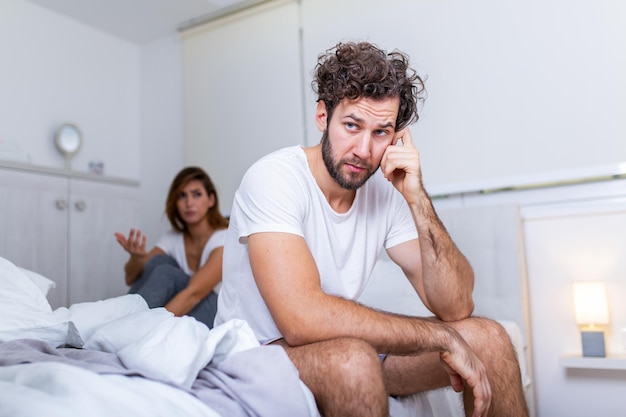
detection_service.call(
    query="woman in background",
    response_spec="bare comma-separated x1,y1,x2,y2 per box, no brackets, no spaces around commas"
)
115,166,229,328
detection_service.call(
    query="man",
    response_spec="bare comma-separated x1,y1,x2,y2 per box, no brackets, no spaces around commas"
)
216,41,528,417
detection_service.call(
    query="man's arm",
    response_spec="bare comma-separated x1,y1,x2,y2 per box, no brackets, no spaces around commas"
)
382,130,474,321
248,230,489,407
250,231,465,353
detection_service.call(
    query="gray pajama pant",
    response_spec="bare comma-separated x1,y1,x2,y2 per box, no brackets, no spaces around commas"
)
128,254,218,328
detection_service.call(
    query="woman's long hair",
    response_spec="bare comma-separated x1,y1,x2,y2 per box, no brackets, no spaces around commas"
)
165,166,229,233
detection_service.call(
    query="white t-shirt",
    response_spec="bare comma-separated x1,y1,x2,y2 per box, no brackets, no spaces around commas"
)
215,146,417,341
155,228,227,292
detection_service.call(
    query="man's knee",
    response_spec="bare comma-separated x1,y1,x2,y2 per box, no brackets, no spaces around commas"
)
451,316,506,341
278,336,383,384
451,317,519,366
453,318,529,416
284,337,387,417
330,337,382,381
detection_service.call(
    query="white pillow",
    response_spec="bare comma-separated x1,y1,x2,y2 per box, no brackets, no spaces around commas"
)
18,267,56,297
0,257,51,312
0,256,75,347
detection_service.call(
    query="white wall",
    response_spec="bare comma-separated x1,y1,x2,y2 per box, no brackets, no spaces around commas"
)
139,33,185,244
434,176,626,417
299,0,626,190
0,0,141,180
181,0,626,223
0,0,184,248
523,197,626,417
181,0,304,214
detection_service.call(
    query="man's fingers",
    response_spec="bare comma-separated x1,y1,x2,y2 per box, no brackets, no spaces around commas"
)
470,382,490,417
449,373,464,392
440,349,491,417
398,128,415,148
470,367,492,417
392,128,406,146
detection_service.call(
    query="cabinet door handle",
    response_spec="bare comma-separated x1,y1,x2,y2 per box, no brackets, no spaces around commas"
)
55,199,68,210
75,200,87,212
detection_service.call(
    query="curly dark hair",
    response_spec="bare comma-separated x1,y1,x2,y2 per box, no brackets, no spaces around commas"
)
312,41,426,131
165,166,229,234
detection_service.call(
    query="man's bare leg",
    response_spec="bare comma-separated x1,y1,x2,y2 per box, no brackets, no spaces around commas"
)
382,317,529,417
272,337,389,417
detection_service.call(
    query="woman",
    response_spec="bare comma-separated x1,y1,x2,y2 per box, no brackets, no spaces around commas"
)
115,167,229,328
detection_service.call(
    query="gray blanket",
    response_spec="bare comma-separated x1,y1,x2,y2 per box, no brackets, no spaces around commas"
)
0,339,313,417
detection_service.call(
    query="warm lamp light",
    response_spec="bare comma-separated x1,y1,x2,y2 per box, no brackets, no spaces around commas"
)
573,281,609,357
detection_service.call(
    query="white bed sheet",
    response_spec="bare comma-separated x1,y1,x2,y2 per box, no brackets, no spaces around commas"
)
0,362,221,417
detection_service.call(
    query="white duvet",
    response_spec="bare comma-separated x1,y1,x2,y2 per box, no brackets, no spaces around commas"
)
0,254,319,417
0,299,319,417
0,255,529,417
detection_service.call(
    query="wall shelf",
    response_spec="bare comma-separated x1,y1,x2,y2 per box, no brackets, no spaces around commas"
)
559,354,626,370
0,160,139,186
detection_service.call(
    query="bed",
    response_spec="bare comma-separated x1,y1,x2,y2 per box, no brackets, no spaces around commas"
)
0,249,531,417
0,255,319,417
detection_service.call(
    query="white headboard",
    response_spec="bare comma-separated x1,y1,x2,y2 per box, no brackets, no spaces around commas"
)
357,203,534,415
358,204,529,339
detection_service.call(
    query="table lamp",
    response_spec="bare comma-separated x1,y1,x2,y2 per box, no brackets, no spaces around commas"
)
573,281,609,357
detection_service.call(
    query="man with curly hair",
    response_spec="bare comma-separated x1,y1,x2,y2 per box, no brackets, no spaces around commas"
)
215,41,528,417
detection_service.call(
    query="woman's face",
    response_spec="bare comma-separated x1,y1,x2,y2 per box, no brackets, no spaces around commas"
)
176,179,214,226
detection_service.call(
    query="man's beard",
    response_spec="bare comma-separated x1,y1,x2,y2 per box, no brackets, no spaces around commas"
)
321,130,376,190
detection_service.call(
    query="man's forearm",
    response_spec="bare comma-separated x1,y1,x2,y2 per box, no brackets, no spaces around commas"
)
410,191,474,320
287,294,464,357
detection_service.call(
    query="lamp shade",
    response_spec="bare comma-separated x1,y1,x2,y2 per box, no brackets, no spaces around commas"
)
573,281,609,326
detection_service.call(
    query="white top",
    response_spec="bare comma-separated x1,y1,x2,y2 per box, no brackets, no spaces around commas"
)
215,146,417,341
156,228,227,292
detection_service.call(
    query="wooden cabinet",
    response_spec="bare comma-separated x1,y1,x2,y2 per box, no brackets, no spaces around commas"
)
0,163,139,309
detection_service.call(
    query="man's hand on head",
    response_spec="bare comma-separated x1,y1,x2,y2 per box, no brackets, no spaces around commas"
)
380,128,424,204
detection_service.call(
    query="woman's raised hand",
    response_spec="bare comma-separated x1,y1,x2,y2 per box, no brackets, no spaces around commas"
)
114,228,148,257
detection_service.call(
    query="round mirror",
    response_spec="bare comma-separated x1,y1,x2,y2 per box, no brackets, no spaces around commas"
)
54,123,82,170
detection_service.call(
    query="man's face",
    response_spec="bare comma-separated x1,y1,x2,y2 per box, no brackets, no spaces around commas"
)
319,97,399,190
